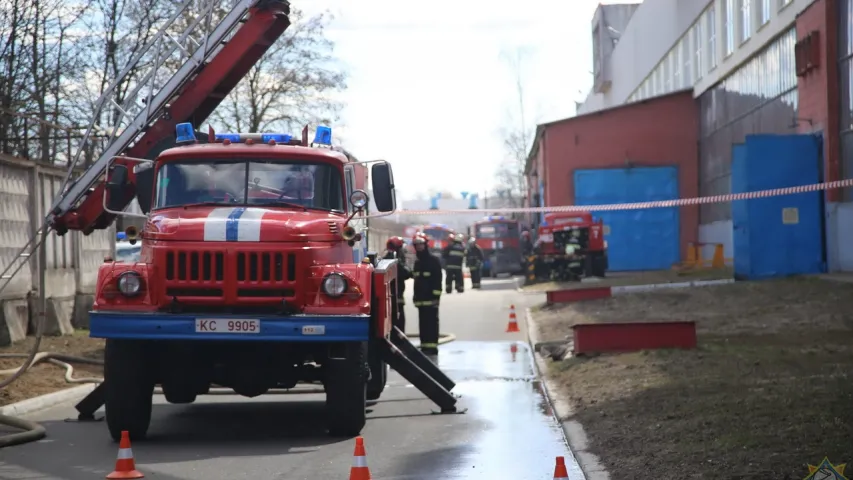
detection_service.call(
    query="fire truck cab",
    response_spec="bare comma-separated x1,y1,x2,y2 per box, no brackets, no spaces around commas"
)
91,124,401,440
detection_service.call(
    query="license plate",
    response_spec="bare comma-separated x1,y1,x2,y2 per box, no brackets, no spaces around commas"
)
195,318,260,334
301,325,326,335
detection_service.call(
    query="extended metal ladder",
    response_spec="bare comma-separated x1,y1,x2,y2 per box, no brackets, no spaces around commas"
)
0,0,292,296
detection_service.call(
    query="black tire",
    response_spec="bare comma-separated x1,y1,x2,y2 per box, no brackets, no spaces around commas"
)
104,339,155,442
366,340,387,401
593,253,608,277
325,342,367,437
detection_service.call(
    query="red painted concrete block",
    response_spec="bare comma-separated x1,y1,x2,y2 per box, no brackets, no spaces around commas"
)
546,287,612,304
572,321,697,355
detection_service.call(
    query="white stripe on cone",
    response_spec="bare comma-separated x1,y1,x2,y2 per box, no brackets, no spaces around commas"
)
117,448,134,460
352,455,367,467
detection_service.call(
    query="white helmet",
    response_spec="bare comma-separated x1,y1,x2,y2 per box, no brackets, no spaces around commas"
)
455,233,464,242
468,237,476,244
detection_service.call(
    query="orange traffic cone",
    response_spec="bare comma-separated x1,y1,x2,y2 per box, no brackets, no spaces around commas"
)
106,431,144,479
506,304,520,332
349,436,371,480
553,456,569,479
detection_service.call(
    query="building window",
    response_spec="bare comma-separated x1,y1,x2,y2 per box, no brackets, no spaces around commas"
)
665,51,673,91
592,26,601,75
741,0,752,42
693,22,703,80
724,0,736,56
760,0,771,25
708,6,717,68
684,35,693,86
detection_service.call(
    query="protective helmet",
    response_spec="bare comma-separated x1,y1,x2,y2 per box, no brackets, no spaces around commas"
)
454,233,464,242
386,236,404,250
468,237,476,244
522,231,531,239
412,233,427,245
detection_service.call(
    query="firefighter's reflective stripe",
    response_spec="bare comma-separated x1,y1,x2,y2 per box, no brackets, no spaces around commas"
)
431,290,442,296
449,250,464,257
445,265,462,270
420,343,439,348
472,283,481,287
397,297,406,304
414,300,439,307
412,271,432,277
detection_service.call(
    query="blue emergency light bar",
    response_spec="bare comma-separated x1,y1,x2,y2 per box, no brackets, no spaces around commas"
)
213,132,294,143
262,133,292,143
313,126,332,145
117,232,127,240
175,122,196,144
487,216,506,221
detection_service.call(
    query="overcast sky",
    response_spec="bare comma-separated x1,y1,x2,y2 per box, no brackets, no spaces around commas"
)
299,0,603,201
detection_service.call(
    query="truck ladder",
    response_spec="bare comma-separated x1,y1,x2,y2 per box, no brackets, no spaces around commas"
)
0,0,291,296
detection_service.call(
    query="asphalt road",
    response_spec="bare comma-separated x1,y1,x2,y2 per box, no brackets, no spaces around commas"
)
0,275,585,480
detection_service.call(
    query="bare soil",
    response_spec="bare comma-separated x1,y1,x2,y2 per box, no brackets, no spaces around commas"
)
533,276,853,479
0,331,104,407
522,267,733,292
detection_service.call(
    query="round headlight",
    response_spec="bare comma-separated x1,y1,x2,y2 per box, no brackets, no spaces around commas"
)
117,271,142,297
322,273,347,297
349,190,369,210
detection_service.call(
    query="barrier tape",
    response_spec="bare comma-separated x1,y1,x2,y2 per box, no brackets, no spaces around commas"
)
391,179,853,215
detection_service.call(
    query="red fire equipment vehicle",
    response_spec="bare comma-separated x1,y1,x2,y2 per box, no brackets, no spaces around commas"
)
469,216,524,277
415,223,456,267
526,211,609,284
0,0,459,443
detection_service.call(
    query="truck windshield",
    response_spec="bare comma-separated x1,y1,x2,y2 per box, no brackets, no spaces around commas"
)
476,222,518,239
153,159,344,211
423,228,452,241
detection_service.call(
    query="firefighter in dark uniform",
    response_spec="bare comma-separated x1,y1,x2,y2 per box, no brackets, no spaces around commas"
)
465,236,484,289
441,233,466,293
383,236,412,332
411,233,443,356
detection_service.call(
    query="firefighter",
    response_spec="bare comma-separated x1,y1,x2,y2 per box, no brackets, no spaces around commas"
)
465,236,484,289
411,233,443,356
383,236,412,332
521,230,534,256
441,233,466,293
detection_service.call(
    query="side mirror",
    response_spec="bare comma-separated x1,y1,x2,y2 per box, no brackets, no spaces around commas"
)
370,161,396,213
106,165,130,211
134,163,155,214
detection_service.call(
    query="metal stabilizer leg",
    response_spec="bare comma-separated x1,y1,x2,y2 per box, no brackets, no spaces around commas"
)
379,339,465,414
68,383,105,422
390,327,456,393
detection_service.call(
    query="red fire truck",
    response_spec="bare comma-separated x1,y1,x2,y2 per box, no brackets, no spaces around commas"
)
470,216,524,277
410,223,457,267
528,211,608,283
0,1,459,443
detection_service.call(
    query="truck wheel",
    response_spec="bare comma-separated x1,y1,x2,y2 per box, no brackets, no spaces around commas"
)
325,342,367,436
593,254,608,277
366,340,387,401
104,339,155,442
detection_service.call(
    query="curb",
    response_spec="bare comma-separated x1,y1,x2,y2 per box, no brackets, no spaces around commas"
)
0,383,97,418
524,307,611,480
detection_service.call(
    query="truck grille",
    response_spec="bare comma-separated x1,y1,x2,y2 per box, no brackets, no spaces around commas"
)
166,251,225,281
163,250,297,299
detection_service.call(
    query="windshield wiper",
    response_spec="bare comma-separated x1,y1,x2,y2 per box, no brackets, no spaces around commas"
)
178,201,236,209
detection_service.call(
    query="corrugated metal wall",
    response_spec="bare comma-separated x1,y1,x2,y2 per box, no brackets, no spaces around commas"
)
698,27,799,224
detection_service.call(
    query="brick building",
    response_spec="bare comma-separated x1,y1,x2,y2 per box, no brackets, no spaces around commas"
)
527,0,852,277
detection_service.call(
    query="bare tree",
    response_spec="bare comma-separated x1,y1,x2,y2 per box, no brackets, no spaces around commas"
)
213,8,346,133
495,48,532,211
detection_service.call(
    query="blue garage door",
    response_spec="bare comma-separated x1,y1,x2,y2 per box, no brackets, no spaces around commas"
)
731,134,824,279
574,167,680,271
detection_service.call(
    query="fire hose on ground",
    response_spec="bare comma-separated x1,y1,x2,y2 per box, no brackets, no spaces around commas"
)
0,330,457,448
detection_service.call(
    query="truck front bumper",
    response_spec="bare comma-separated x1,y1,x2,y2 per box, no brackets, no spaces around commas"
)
89,311,370,342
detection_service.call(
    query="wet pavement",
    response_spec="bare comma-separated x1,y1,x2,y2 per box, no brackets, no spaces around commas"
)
0,277,585,479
